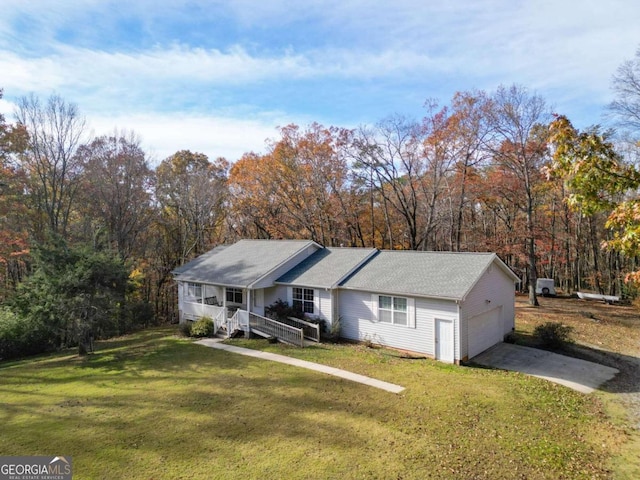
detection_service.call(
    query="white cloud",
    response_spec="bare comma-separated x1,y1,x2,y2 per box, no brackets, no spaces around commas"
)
2,89,289,165
87,112,283,164
3,0,640,155
0,43,443,96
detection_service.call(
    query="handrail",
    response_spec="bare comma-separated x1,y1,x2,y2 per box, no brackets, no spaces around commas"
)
249,313,304,347
213,308,226,335
227,310,240,337
285,317,320,342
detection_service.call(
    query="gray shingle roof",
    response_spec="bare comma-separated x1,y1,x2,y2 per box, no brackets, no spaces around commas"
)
340,250,512,300
276,247,377,288
172,239,316,287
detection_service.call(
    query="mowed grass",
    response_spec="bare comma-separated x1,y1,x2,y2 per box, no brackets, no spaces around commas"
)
0,328,625,479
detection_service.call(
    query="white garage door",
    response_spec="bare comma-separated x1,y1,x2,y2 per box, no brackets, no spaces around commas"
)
468,307,503,358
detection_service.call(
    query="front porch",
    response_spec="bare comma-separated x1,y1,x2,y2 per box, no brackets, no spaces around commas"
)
178,280,320,347
179,281,248,321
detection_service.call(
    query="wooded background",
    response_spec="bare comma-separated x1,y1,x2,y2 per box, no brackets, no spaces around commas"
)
1,48,640,356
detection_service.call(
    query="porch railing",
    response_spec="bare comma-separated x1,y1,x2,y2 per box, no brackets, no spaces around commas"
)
182,301,226,322
226,309,250,337
285,317,320,343
249,313,304,347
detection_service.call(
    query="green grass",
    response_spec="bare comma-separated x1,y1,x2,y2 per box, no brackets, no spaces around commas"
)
0,328,625,479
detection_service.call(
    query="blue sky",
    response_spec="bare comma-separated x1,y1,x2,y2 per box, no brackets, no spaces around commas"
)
1,0,639,163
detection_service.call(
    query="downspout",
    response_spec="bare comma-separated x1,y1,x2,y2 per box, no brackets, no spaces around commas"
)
456,300,463,365
200,283,205,317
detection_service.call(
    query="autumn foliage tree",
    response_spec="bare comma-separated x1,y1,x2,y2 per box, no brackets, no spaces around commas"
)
0,89,30,295
76,131,154,260
548,115,640,286
7,60,640,358
487,85,550,305
156,150,228,264
229,124,353,245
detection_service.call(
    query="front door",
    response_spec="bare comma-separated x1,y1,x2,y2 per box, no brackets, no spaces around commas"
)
435,318,454,363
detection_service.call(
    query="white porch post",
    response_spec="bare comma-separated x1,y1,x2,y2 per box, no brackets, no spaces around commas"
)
200,283,205,316
247,288,252,314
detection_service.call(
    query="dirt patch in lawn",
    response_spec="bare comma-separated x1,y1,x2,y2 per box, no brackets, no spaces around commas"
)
516,294,640,358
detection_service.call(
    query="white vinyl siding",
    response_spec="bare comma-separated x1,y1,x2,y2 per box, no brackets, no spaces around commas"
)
341,290,449,355
318,289,332,323
263,285,288,309
460,263,516,360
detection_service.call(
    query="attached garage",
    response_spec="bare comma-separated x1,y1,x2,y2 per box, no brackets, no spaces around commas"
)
339,250,519,364
468,307,503,358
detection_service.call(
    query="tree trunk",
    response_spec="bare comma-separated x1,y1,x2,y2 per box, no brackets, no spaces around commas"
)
527,197,539,306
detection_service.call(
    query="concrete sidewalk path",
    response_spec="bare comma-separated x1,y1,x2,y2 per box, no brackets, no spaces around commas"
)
195,338,405,394
472,343,619,394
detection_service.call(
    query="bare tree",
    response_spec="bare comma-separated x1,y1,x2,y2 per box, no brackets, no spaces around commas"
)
609,47,640,133
488,85,550,306
15,94,86,238
352,116,425,250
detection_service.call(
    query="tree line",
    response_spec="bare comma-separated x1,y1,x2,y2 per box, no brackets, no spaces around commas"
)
1,47,640,358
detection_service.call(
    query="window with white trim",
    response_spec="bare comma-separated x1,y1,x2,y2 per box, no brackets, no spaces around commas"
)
378,295,407,326
293,287,314,314
187,282,202,300
226,287,243,304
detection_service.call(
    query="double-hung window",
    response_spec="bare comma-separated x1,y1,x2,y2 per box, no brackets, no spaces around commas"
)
292,287,314,314
378,295,407,326
187,282,202,301
226,287,243,304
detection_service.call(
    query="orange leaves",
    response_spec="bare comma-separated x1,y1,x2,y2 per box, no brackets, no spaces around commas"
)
228,123,351,243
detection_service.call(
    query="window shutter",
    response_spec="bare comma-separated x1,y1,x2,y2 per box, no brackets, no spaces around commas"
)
287,287,293,305
407,297,416,328
371,294,378,322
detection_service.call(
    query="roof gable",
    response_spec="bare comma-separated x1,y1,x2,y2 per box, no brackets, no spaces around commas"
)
172,239,318,287
276,247,377,288
340,250,515,300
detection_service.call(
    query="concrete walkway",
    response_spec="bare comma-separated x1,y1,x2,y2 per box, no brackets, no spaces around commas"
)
195,338,405,394
472,343,619,394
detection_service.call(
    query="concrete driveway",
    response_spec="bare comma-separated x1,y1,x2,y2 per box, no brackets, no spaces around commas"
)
472,343,619,394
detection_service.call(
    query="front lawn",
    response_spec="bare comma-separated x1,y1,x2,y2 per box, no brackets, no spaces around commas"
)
0,328,625,479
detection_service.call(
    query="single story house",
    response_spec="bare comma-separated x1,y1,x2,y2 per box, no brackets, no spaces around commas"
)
173,239,519,363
